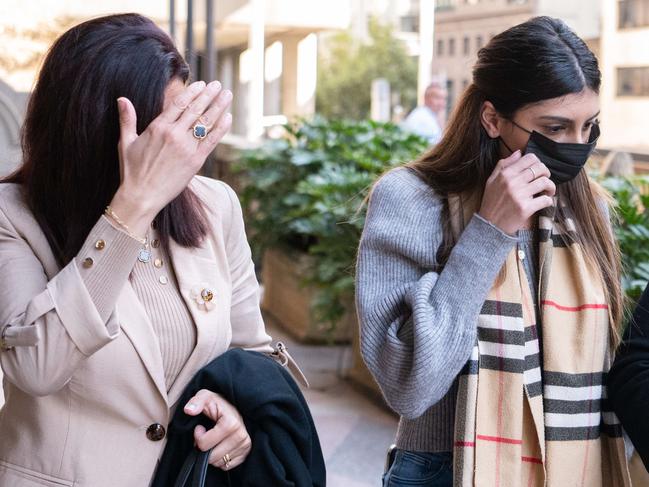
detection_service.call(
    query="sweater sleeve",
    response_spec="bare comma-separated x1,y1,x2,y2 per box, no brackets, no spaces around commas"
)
608,284,649,469
75,215,145,323
355,168,517,419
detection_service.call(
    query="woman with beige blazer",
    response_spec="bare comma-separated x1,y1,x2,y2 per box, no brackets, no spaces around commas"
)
0,14,273,486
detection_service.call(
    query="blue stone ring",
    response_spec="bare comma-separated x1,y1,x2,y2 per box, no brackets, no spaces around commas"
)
192,123,208,140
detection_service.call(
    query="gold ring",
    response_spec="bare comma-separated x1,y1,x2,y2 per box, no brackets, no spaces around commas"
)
528,166,536,180
222,453,231,469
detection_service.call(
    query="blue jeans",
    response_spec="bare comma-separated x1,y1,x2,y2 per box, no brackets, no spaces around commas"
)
382,450,453,487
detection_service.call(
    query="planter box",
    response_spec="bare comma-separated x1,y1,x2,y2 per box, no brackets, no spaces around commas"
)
261,248,354,343
348,313,386,403
261,248,389,405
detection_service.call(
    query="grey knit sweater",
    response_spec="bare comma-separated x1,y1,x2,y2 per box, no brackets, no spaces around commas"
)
355,167,525,452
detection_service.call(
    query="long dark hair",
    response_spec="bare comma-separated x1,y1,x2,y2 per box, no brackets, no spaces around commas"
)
1,13,209,266
408,16,624,345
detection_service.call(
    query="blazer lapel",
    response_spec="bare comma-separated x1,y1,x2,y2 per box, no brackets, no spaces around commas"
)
166,237,228,406
116,283,169,403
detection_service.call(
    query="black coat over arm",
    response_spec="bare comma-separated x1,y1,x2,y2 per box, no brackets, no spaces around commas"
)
152,349,326,487
609,284,649,469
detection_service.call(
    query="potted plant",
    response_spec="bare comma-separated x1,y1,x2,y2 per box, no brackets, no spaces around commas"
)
600,175,649,302
235,117,428,346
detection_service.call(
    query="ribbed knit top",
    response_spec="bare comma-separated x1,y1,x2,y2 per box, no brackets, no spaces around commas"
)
129,226,196,390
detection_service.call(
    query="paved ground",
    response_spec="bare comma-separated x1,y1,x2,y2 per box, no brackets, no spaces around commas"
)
0,322,398,487
265,318,398,487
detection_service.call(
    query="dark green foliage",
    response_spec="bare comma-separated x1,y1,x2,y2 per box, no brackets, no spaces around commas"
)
601,176,649,302
236,117,428,327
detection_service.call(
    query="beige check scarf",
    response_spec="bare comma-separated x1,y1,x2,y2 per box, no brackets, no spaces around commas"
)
449,195,630,486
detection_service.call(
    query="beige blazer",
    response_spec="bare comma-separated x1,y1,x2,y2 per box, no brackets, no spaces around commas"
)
0,176,272,486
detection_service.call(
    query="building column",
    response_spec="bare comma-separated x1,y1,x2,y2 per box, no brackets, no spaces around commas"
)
169,0,176,42
281,33,317,120
205,0,216,82
598,0,616,149
246,0,265,141
418,0,435,103
186,0,198,78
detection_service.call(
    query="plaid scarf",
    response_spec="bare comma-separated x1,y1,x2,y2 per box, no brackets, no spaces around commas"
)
449,195,630,486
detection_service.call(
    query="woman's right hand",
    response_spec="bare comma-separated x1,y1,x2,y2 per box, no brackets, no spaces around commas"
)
478,150,555,235
109,80,233,237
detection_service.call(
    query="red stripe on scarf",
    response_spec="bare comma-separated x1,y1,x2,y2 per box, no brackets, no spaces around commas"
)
454,441,476,448
477,434,523,445
522,456,543,464
541,300,608,312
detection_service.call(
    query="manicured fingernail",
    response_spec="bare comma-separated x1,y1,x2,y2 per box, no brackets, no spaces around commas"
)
185,403,197,411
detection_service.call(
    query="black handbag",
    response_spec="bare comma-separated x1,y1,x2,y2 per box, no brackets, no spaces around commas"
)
173,448,230,487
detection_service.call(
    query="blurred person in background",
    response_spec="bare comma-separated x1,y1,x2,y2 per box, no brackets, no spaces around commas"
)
0,13,274,486
401,82,447,145
357,16,629,487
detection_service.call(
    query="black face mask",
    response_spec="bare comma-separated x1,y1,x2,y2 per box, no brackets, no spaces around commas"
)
503,121,600,184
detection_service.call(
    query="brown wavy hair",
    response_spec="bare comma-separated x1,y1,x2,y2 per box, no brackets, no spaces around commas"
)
408,17,624,346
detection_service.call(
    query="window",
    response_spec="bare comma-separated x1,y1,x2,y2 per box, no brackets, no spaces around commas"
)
436,0,456,11
618,67,649,96
437,39,444,56
400,15,419,33
476,35,484,50
619,0,649,29
463,36,470,55
449,38,456,56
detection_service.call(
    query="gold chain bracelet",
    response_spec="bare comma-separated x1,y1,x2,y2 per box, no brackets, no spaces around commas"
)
105,206,147,244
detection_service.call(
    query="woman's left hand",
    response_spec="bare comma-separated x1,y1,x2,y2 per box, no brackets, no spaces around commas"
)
184,389,251,470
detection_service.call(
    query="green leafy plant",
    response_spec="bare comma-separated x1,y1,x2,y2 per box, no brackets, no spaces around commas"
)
600,176,649,302
235,117,428,329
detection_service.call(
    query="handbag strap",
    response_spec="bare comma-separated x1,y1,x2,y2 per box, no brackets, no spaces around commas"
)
174,448,214,487
191,449,211,487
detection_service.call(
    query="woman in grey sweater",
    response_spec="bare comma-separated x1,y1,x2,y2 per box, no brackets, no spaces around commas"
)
356,17,626,487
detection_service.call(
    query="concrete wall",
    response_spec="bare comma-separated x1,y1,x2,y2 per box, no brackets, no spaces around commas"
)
537,0,601,40
0,79,26,177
